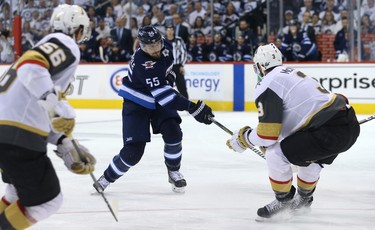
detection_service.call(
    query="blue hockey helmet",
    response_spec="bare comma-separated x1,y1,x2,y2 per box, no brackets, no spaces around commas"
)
138,25,163,58
138,25,162,45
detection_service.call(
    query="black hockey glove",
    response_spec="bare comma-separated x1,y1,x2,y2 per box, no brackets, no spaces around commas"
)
165,71,176,87
188,100,214,124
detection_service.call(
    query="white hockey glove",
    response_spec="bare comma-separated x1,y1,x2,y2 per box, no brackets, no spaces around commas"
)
226,126,253,153
55,138,96,175
38,91,75,136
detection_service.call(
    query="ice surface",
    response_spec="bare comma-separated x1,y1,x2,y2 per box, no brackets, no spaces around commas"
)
2,110,373,230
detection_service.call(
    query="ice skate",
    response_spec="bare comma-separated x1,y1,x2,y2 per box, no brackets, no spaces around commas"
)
291,193,313,215
168,170,187,193
93,175,110,193
256,186,295,222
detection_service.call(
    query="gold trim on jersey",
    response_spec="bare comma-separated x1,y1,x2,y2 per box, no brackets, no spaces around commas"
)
299,94,337,130
0,120,48,136
257,122,282,140
16,50,50,70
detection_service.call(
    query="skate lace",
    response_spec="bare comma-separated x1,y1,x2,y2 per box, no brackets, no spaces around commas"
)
266,199,284,213
169,171,184,181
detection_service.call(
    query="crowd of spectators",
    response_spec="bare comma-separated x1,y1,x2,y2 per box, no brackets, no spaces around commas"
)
0,0,374,64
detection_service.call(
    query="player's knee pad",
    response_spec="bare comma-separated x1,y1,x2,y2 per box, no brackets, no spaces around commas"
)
119,142,146,166
160,119,182,143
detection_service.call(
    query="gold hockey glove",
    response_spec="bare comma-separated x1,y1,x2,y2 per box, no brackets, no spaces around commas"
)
55,138,96,174
226,126,253,153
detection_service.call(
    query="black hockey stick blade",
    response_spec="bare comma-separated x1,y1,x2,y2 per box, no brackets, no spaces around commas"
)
71,140,119,222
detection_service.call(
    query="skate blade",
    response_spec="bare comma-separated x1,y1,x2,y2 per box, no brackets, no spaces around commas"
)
255,210,293,222
171,185,186,193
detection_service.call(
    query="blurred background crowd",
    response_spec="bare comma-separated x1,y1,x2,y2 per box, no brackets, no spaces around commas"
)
0,0,374,64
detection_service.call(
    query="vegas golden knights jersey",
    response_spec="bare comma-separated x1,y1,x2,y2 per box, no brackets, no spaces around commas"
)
249,65,347,147
0,33,80,151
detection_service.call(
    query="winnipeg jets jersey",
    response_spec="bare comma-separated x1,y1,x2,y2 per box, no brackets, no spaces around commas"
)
249,65,347,147
0,33,80,151
118,38,191,111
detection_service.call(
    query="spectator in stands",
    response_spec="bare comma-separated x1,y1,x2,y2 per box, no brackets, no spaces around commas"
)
281,20,320,61
206,13,224,38
153,10,166,34
297,0,317,22
79,42,97,62
0,30,14,63
311,12,322,35
150,5,160,25
361,14,375,34
233,17,258,52
361,0,375,22
141,15,152,27
223,2,239,26
130,17,139,40
334,16,349,59
189,2,207,26
165,3,178,26
142,0,153,14
282,10,295,35
87,6,99,25
86,19,99,55
300,11,316,42
321,10,337,34
21,21,35,53
104,5,116,28
191,16,210,38
136,5,146,28
319,0,340,21
96,17,111,39
111,0,123,19
207,32,228,62
110,17,134,58
226,33,252,62
223,2,240,43
186,33,204,62
172,13,190,44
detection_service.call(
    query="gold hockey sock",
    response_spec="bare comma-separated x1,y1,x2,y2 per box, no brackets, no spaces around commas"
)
1,201,36,229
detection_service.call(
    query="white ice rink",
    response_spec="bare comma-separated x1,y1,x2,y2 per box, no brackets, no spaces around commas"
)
3,109,374,230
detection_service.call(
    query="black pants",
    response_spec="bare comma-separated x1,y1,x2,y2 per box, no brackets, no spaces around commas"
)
281,107,360,166
0,144,60,206
172,64,188,99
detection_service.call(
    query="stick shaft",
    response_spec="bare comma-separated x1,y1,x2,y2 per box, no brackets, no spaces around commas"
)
71,140,119,222
359,114,375,125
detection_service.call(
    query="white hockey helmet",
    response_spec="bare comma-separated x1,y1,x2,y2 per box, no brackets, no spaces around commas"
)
50,4,91,43
253,43,282,77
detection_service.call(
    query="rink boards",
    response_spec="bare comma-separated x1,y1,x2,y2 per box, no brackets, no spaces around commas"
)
0,62,374,114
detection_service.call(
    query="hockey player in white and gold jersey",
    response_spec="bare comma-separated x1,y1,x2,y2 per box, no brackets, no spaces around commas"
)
0,5,96,229
227,43,360,221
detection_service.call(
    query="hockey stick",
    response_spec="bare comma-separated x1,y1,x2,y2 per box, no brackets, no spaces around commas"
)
209,117,266,159
359,114,375,125
71,140,119,222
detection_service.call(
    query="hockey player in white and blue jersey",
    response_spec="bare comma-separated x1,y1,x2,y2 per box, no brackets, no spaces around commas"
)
93,25,214,193
226,43,360,221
